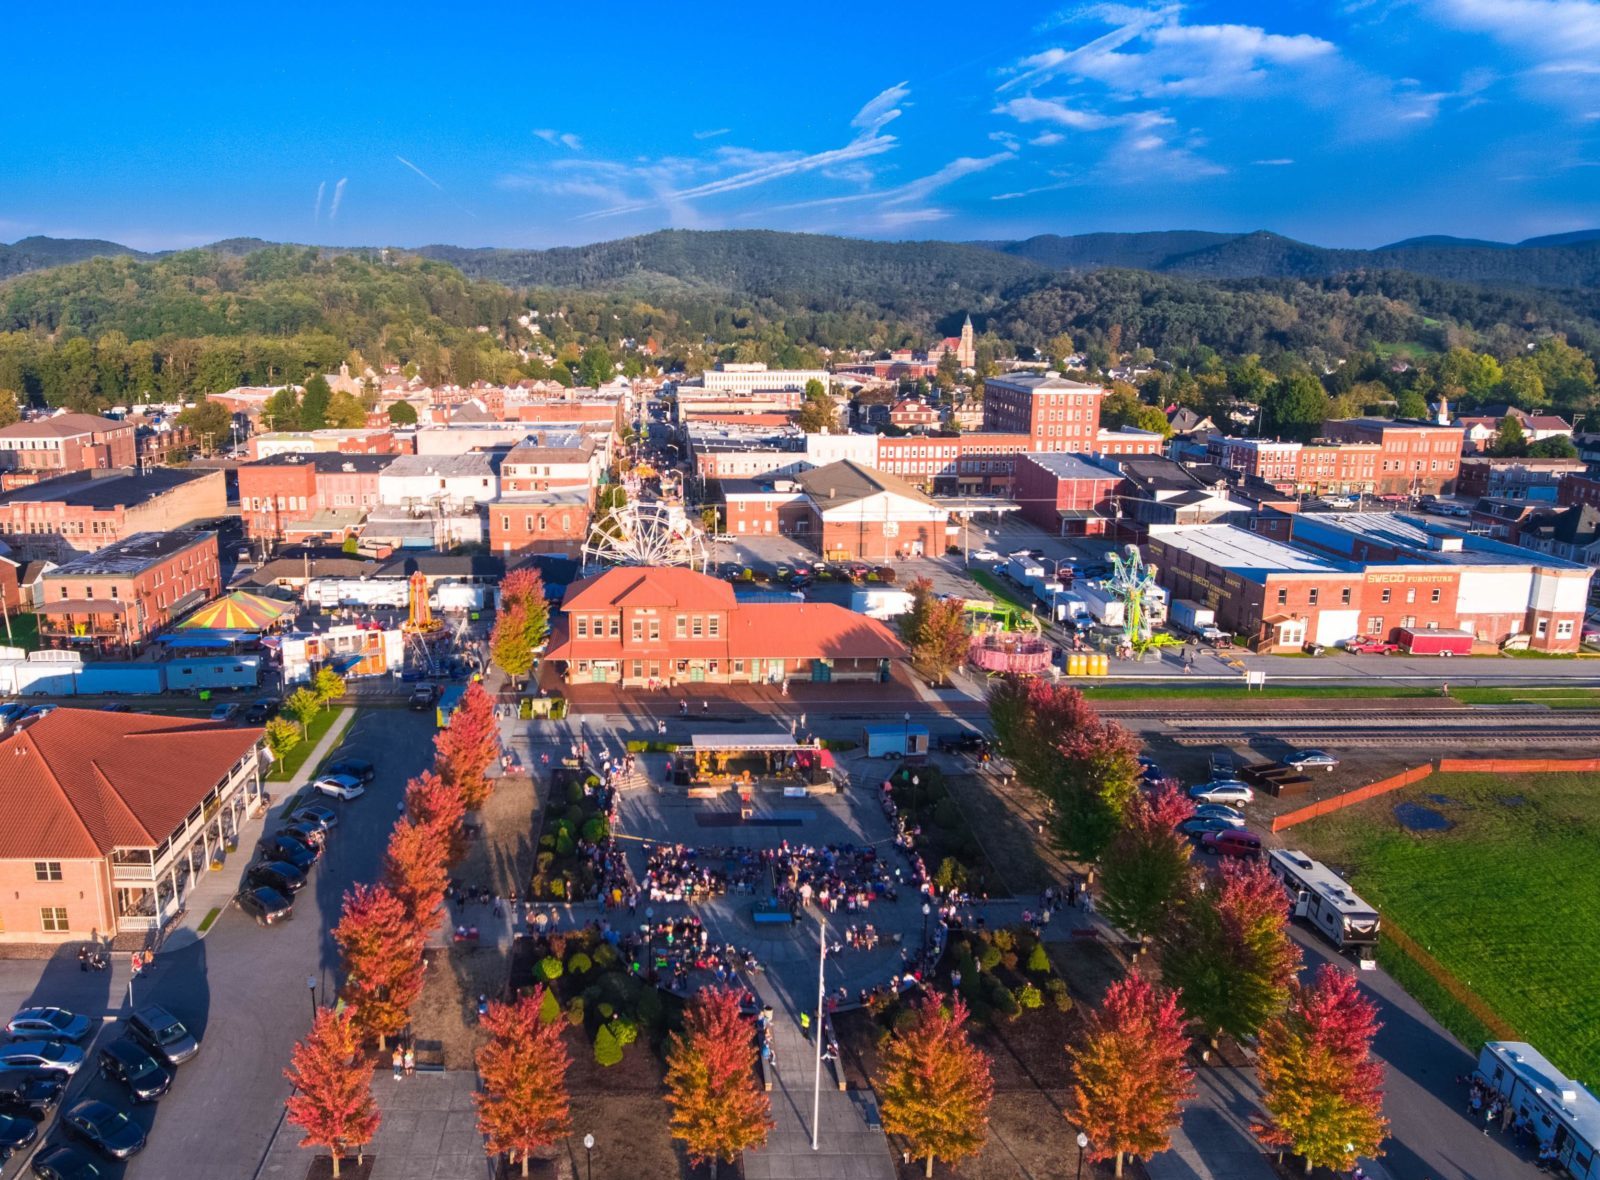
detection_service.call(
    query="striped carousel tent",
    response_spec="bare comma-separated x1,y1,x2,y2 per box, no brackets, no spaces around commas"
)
176,590,291,632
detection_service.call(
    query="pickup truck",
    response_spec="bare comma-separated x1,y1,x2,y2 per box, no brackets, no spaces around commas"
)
1344,639,1400,654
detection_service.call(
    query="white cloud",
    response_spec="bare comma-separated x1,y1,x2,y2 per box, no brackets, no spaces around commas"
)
693,128,731,139
1253,158,1296,165
1030,132,1066,146
313,180,325,224
395,156,445,190
534,129,584,150
1430,0,1600,109
995,95,1170,132
852,81,911,134
328,177,347,220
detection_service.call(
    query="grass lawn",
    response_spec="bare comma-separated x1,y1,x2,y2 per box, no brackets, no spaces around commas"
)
1452,686,1600,709
268,706,354,782
1293,772,1600,1081
968,568,1037,614
0,612,42,652
1076,683,1440,701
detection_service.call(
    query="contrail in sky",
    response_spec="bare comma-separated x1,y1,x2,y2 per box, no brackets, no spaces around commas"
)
314,180,325,224
395,156,444,190
329,177,347,220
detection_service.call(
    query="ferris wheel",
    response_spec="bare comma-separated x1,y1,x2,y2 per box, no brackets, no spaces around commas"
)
582,500,710,571
1108,543,1161,645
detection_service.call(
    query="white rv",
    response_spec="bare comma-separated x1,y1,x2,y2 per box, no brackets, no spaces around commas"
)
1477,1042,1600,1179
1267,850,1380,950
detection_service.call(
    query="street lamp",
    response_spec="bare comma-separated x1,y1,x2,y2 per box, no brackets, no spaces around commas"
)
1076,1132,1089,1179
307,974,318,1021
921,902,931,954
644,906,656,981
583,1133,595,1180
903,711,911,757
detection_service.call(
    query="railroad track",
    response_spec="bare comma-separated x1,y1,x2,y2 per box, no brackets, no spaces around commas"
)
1165,711,1600,731
1167,726,1600,748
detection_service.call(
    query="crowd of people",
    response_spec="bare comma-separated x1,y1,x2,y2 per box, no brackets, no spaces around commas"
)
1463,1074,1560,1166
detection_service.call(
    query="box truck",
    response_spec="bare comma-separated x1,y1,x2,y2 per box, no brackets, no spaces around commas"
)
1397,627,1474,657
1169,599,1227,641
1075,583,1125,628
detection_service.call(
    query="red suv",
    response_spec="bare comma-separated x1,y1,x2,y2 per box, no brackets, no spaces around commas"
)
1201,829,1262,859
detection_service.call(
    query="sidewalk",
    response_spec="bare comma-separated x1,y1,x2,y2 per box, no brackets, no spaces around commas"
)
163,706,355,950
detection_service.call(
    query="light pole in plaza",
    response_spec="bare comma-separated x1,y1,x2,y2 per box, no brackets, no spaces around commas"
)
1075,1132,1088,1179
583,1133,595,1180
307,974,317,1021
921,902,931,955
902,711,910,757
643,906,656,981
811,915,828,1152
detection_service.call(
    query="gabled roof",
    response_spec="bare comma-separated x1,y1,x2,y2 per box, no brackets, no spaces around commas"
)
0,414,128,440
562,566,736,613
726,603,905,659
0,710,262,859
794,460,935,509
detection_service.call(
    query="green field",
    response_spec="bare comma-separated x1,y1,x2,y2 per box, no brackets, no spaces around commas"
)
1077,683,1439,701
1451,686,1600,709
1294,772,1600,1081
268,706,354,782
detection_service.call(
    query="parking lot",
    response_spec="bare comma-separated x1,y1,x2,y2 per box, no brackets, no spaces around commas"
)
0,706,440,1179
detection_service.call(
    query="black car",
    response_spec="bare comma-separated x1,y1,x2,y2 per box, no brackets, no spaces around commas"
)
0,1112,38,1159
61,1099,145,1159
323,757,374,783
246,861,307,896
96,1041,170,1103
258,836,317,870
407,686,438,711
28,1144,102,1180
935,733,990,755
236,886,294,926
124,1006,199,1068
98,703,131,713
244,698,280,723
0,1070,64,1117
277,821,326,849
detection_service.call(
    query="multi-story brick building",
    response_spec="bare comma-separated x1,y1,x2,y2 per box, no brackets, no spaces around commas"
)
237,453,392,543
0,414,137,488
0,709,264,944
981,373,1106,452
1318,417,1464,495
1012,453,1124,536
1559,473,1600,511
249,429,398,459
498,432,602,502
488,489,591,558
544,566,903,687
36,531,221,656
0,469,227,562
793,461,952,561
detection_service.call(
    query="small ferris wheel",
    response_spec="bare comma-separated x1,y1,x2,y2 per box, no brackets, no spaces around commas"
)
582,500,710,572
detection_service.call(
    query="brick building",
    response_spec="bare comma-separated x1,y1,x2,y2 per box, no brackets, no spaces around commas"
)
498,432,602,502
237,453,393,543
0,414,137,488
793,461,951,561
1011,454,1124,536
0,709,264,944
1146,513,1591,653
873,433,1033,495
544,566,903,687
250,429,398,459
888,399,940,430
488,488,591,558
981,373,1106,451
1559,474,1600,511
0,469,227,562
37,531,221,657
718,479,812,538
1456,456,1588,502
1318,417,1464,495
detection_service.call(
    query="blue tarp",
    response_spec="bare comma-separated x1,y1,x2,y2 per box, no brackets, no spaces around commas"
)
155,635,239,649
331,653,364,673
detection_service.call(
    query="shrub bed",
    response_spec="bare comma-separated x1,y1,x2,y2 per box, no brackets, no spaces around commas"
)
529,767,607,900
887,764,1002,896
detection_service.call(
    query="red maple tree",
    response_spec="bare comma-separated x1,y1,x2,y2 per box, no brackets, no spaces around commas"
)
1256,964,1389,1174
404,770,467,865
1066,972,1195,1178
475,986,572,1177
664,986,773,1177
1099,782,1196,942
434,680,499,811
284,1006,381,1178
383,817,450,938
333,882,424,1049
878,991,994,1178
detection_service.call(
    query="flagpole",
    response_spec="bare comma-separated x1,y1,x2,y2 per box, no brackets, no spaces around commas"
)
812,915,826,1151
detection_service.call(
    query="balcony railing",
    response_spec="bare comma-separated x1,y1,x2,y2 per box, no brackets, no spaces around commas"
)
111,862,158,883
116,914,160,933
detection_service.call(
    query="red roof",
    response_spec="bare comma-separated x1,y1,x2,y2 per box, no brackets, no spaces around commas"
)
727,603,904,659
0,710,262,859
562,567,736,613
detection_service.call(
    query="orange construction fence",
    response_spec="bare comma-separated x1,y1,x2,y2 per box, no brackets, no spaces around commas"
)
1272,757,1600,831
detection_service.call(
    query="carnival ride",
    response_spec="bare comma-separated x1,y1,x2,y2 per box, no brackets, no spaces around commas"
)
582,500,710,571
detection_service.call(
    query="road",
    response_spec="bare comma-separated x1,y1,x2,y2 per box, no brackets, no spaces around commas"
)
0,706,439,1180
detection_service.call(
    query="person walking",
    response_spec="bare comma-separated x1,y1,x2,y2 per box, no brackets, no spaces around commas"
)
799,1011,812,1041
403,1045,415,1077
392,1047,404,1081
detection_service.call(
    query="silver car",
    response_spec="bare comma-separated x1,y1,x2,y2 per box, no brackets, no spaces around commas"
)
1192,804,1247,828
5,1008,92,1043
0,1040,86,1076
312,774,365,801
1284,749,1340,771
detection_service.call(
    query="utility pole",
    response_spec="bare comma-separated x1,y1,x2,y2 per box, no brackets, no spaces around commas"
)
811,916,827,1152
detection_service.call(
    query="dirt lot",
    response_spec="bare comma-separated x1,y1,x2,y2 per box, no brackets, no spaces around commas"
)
935,762,1076,895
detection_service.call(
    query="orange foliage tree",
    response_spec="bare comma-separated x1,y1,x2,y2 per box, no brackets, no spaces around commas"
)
383,816,450,937
434,680,499,811
333,882,424,1049
878,991,994,1178
404,769,467,866
475,987,572,1177
284,1006,380,1178
664,987,773,1177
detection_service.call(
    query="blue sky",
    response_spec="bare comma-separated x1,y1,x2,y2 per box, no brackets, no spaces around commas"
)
3,0,1597,251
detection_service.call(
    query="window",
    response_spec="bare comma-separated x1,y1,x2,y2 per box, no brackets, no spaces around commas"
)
1557,620,1574,638
631,661,642,679
1536,619,1549,638
40,908,68,933
632,619,643,641
692,616,704,639
1340,587,1351,606
576,618,588,638
1406,588,1416,604
708,616,720,638
1401,616,1416,628
675,615,687,639
34,861,62,882
648,619,660,641
1367,616,1384,635
1308,588,1319,606
1381,588,1391,604
609,617,620,637
1276,587,1288,605
1430,588,1441,603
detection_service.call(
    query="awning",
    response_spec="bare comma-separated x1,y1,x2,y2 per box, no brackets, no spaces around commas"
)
690,733,816,752
36,599,129,615
331,653,364,673
157,635,239,650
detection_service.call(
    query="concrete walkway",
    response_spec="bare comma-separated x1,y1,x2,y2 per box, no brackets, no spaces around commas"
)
164,706,355,951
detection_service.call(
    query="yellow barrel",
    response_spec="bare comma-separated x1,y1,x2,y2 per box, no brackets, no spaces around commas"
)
1068,653,1085,676
1095,652,1110,676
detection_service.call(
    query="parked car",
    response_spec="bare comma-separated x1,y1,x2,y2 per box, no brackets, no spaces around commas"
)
124,1006,199,1067
0,1071,65,1117
0,1111,38,1160
872,566,897,584
935,733,991,756
289,804,338,831
1344,639,1399,654
0,1040,86,1078
258,836,318,870
1322,495,1356,509
21,704,57,720
246,861,307,896
1188,781,1254,806
407,686,438,711
1193,803,1247,827
970,549,1002,562
98,703,131,713
207,702,239,723
1176,816,1234,839
27,1143,103,1180
6,1009,92,1043
322,757,374,783
244,698,280,723
1207,752,1240,780
61,1099,145,1160
1283,749,1340,771
236,885,295,927
313,774,365,801
1201,829,1263,858
96,1041,171,1103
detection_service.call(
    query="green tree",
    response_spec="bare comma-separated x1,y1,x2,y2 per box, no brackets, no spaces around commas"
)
300,375,332,430
313,668,347,706
0,388,19,427
261,388,301,431
1099,785,1195,942
1393,389,1429,420
387,400,418,425
1497,357,1547,409
578,343,614,388
1528,434,1578,458
263,716,302,759
898,578,970,686
177,398,233,454
1489,415,1527,457
797,380,838,433
325,390,367,429
285,686,323,737
1260,373,1330,442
